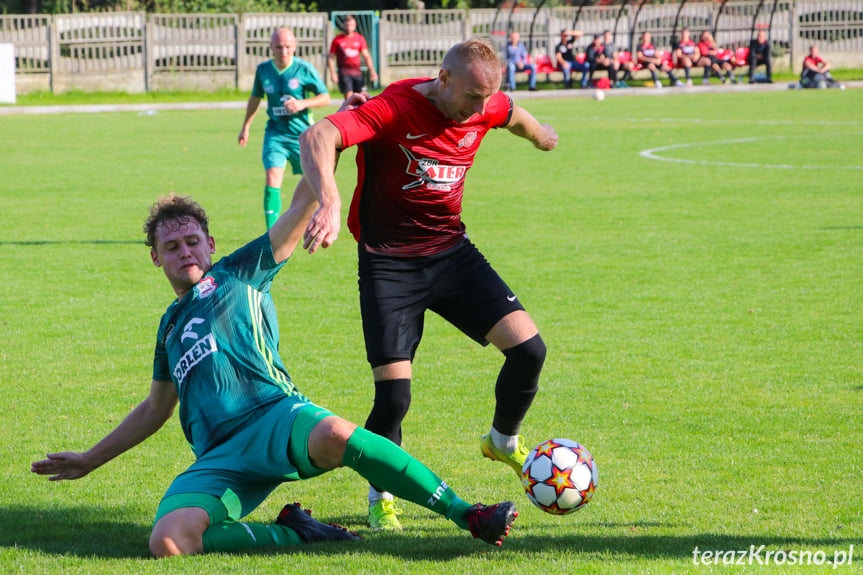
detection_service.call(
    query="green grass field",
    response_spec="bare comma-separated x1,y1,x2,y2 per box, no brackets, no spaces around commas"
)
1,89,861,574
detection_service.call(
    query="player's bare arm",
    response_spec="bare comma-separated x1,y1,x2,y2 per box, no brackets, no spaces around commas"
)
298,118,344,254
283,92,332,115
269,178,321,263
362,48,378,82
327,53,338,83
505,105,558,151
238,95,262,147
31,379,177,481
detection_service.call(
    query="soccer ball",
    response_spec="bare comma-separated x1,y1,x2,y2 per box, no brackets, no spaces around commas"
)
593,89,605,101
521,438,598,515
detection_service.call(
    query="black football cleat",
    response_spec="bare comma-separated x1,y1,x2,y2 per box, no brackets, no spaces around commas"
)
275,503,362,543
463,501,518,546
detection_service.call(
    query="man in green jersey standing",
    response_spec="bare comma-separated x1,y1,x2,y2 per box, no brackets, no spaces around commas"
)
239,28,330,229
31,183,516,557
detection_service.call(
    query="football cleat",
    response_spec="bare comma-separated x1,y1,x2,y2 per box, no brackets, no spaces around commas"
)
368,498,403,531
480,434,529,476
275,503,362,543
463,501,518,546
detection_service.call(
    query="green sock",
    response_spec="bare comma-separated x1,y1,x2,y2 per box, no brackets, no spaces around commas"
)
264,186,281,229
202,520,302,553
343,427,473,530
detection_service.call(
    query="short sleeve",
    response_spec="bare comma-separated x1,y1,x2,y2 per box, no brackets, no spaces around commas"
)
218,233,286,293
327,94,398,148
251,66,265,98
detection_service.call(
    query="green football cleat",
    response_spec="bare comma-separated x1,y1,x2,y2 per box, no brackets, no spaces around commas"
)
480,434,529,476
369,499,403,531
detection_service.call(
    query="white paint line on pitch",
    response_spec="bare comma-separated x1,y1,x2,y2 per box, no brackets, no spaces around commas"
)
539,116,863,127
638,132,863,170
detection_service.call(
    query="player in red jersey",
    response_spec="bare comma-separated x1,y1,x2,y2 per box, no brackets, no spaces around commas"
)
697,30,735,84
801,45,842,89
328,15,378,100
298,38,558,531
674,27,698,87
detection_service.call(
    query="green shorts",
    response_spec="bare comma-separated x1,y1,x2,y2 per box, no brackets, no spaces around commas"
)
262,129,302,174
153,399,333,526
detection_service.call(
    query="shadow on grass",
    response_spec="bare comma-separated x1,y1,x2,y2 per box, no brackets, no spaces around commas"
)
2,505,857,561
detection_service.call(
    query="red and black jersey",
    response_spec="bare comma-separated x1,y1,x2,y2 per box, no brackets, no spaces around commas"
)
698,41,717,56
678,39,696,56
327,78,513,257
804,55,824,68
639,42,657,59
329,33,368,76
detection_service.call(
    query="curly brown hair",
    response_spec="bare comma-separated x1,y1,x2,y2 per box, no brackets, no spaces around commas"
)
143,193,209,248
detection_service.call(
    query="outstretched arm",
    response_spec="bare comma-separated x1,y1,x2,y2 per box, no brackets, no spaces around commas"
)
269,178,321,263
505,104,558,151
298,119,344,254
31,379,177,481
272,95,370,260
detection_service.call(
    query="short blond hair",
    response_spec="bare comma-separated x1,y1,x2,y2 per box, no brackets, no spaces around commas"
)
442,38,502,76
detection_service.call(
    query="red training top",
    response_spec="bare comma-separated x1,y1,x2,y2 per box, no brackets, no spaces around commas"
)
329,33,368,76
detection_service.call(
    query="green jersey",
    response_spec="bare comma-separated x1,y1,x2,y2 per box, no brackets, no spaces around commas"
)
152,234,305,458
251,57,328,138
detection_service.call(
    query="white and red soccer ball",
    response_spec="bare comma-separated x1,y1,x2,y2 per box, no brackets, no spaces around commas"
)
521,438,598,515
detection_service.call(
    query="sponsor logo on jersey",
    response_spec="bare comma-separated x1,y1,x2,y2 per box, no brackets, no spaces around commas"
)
194,276,217,299
344,48,359,58
173,332,218,386
400,145,467,191
457,131,477,149
181,317,206,342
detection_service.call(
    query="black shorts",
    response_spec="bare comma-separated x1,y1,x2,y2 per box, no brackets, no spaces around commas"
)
338,72,365,95
358,239,525,367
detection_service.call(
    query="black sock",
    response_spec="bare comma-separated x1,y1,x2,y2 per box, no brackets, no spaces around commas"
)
493,334,546,435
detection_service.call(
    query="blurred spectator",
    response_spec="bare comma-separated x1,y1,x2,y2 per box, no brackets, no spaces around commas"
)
593,30,630,88
747,29,773,83
698,31,735,84
673,27,697,87
585,35,612,87
801,45,843,89
506,31,537,91
555,29,590,89
636,31,677,88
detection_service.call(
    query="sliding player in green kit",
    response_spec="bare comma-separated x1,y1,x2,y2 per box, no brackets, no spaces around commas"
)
239,27,330,229
30,182,516,557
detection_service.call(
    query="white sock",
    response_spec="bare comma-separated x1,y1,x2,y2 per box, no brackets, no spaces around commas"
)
490,427,518,453
369,486,394,505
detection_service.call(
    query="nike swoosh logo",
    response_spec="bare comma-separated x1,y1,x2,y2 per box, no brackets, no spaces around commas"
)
507,295,518,302
406,133,427,140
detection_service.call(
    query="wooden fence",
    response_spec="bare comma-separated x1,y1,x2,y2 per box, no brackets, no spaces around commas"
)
378,0,863,82
1,1,862,94
0,12,329,93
